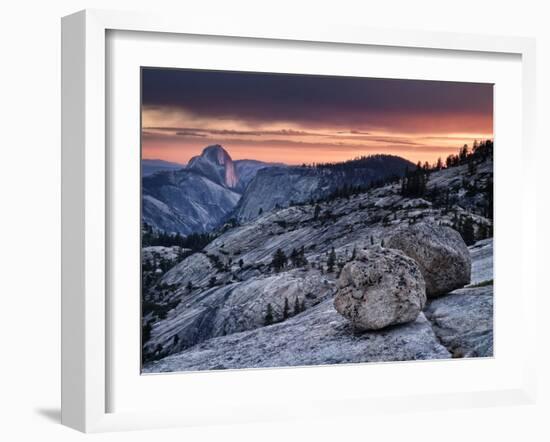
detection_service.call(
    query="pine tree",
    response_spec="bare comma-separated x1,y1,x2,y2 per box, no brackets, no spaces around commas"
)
459,144,469,163
401,165,427,197
272,248,287,272
461,217,475,245
238,258,244,269
327,247,336,273
290,248,298,267
313,204,321,220
265,303,274,325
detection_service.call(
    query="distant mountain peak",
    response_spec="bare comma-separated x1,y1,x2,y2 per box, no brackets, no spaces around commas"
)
141,158,185,177
188,144,238,188
202,143,226,154
200,144,229,163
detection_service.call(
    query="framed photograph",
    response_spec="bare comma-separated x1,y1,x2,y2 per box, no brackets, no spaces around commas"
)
61,9,537,432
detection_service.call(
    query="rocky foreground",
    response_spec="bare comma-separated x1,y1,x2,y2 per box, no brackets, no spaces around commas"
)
142,236,493,373
143,253,492,372
142,156,493,372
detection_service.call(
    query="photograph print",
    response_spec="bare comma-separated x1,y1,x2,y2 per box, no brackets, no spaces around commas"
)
141,68,494,373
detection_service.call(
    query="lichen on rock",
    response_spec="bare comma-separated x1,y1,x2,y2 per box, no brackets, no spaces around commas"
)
334,246,426,330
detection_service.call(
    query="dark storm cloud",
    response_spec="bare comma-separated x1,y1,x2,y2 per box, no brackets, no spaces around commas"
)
141,68,493,129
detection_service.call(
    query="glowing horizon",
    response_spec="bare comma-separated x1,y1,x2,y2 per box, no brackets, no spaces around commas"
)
141,69,493,166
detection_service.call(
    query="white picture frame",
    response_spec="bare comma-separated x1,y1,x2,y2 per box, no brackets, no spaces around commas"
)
61,9,538,433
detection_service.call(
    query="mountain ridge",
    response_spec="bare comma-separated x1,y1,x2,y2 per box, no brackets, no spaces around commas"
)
142,158,185,177
143,145,418,235
142,145,276,235
235,154,415,222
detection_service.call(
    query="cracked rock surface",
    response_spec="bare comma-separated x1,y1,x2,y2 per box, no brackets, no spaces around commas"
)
143,298,450,373
424,285,493,358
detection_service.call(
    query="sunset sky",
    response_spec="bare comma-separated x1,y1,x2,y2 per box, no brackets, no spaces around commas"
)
141,68,493,166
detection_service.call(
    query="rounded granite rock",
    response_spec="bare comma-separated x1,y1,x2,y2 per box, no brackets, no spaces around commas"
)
385,223,471,297
333,246,426,331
